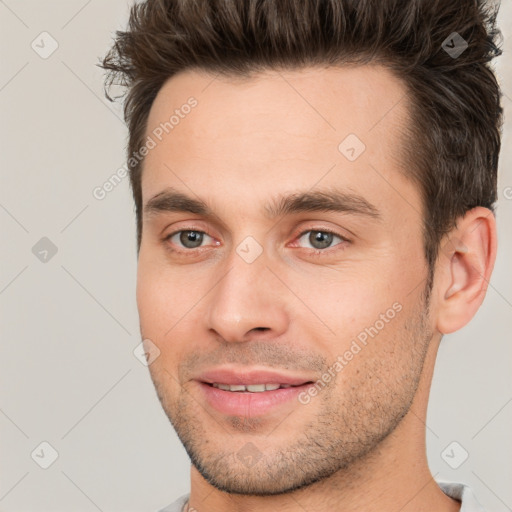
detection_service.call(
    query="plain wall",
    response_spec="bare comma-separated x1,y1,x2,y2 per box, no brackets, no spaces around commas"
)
1,1,511,511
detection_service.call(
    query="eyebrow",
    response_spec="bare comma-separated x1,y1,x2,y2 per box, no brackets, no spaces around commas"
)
143,187,381,221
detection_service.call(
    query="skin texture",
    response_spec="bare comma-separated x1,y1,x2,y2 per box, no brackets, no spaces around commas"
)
136,65,496,512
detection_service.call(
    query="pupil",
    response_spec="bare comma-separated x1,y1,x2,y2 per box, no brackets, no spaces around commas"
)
310,231,332,249
180,231,203,248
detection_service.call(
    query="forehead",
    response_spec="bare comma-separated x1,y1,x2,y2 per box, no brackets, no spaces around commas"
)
145,64,408,146
142,65,415,219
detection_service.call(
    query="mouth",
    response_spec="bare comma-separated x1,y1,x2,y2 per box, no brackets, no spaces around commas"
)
196,367,314,387
206,382,307,392
195,369,315,417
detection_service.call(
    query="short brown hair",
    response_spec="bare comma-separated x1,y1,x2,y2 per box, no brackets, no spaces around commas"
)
99,0,503,281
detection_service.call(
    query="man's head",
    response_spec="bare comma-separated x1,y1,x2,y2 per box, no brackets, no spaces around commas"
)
100,0,502,498
102,0,502,277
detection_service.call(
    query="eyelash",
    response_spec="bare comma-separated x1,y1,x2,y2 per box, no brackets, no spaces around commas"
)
162,227,350,256
292,228,349,256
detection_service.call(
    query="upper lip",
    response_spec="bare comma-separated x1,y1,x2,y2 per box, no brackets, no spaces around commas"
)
195,367,314,386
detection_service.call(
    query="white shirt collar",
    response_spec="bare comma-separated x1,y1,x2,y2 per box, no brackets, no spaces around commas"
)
437,481,486,511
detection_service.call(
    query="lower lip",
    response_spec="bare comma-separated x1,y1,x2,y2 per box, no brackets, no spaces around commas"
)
197,382,312,417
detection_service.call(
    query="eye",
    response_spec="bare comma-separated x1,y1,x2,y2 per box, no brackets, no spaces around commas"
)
164,229,215,250
296,229,348,251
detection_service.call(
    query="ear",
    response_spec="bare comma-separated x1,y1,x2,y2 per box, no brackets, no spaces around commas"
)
435,207,497,335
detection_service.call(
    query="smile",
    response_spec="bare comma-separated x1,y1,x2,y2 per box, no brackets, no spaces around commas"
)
210,383,296,392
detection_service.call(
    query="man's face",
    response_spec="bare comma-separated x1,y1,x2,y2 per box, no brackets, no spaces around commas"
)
137,66,434,494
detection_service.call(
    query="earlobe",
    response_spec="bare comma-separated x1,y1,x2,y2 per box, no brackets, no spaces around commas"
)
436,207,497,334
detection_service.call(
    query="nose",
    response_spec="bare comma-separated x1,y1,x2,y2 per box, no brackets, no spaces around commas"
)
205,249,289,343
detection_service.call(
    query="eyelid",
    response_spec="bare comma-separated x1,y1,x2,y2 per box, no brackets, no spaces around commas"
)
291,227,350,252
163,225,350,255
295,227,350,242
162,226,217,251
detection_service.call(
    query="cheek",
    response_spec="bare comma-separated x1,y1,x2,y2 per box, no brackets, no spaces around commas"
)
330,303,422,395
287,255,421,366
136,266,191,386
136,255,210,362
290,267,395,332
136,254,187,338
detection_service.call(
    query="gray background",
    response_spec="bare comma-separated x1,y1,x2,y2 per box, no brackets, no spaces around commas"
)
1,1,511,511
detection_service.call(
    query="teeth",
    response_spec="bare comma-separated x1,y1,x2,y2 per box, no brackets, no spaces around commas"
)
211,383,288,392
246,384,266,392
228,384,246,392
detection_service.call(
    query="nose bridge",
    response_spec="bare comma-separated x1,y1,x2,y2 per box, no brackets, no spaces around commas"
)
205,244,288,342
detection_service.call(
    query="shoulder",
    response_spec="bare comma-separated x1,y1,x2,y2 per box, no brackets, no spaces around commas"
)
437,481,486,512
155,493,190,512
